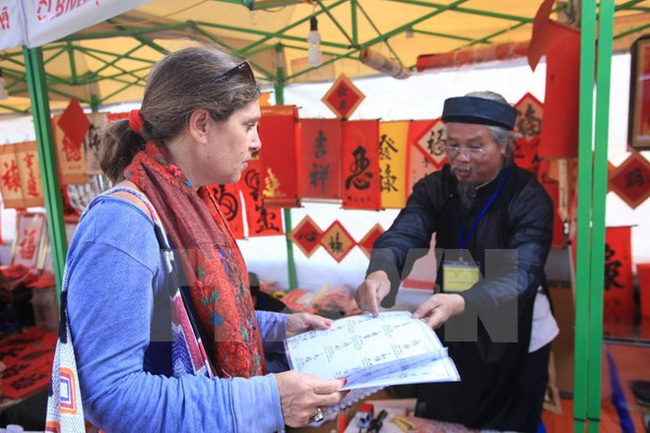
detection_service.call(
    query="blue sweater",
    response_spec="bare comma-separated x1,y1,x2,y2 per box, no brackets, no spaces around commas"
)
66,195,286,432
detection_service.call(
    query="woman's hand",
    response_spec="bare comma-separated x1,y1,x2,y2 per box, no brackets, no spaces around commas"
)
413,293,466,329
286,312,332,338
275,372,345,427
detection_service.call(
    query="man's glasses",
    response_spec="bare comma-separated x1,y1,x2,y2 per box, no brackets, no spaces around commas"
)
215,61,256,85
444,145,488,160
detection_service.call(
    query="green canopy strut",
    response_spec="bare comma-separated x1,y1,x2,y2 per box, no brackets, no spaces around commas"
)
23,47,68,293
274,45,299,291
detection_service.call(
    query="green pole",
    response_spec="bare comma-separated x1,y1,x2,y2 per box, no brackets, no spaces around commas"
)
574,0,597,431
23,47,67,293
587,1,614,431
351,0,358,45
274,45,298,291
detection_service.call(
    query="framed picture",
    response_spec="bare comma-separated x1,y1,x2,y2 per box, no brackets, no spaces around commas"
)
11,211,47,269
628,34,650,150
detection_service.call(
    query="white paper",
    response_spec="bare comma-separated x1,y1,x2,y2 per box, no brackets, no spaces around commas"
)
285,311,460,412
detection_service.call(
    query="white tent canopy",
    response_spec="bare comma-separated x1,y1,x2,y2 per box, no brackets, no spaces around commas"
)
0,0,151,50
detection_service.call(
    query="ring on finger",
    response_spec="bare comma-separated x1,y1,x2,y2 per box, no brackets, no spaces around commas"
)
311,406,325,423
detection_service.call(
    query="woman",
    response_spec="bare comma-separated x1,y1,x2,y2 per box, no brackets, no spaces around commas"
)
64,46,345,431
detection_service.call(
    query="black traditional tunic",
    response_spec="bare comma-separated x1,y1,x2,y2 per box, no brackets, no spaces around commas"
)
367,162,554,432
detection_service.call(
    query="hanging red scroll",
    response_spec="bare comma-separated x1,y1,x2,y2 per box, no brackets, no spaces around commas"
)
379,121,410,209
0,143,25,209
537,160,565,246
638,263,650,320
406,120,438,198
53,99,90,184
513,136,541,175
604,226,635,323
341,120,381,210
608,152,650,209
15,142,44,208
240,159,284,237
206,184,245,239
297,119,342,200
513,93,543,174
258,105,299,208
85,113,109,175
12,212,46,268
538,22,580,158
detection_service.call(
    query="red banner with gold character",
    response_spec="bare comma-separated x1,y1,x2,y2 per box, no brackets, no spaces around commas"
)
537,160,565,247
240,159,284,237
341,120,381,210
0,143,25,209
15,142,44,208
297,119,342,200
538,22,580,158
259,105,299,208
406,120,438,197
53,99,90,184
604,226,635,323
206,184,245,239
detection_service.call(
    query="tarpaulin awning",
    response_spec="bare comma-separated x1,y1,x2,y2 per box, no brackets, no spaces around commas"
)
1,0,649,114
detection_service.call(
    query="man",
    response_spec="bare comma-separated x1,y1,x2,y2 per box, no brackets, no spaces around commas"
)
355,91,558,432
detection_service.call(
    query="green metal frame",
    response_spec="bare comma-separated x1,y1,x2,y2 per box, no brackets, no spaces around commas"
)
574,1,615,432
0,3,640,429
23,47,67,292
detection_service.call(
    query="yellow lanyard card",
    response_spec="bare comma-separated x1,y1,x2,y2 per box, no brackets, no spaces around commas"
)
442,261,479,292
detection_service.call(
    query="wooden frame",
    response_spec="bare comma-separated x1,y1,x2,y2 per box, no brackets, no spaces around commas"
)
628,34,650,150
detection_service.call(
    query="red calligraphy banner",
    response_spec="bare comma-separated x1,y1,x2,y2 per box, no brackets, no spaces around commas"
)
637,263,650,319
53,99,90,184
537,160,565,246
258,105,300,208
513,136,541,175
341,120,381,210
406,120,438,197
239,159,284,237
0,143,25,209
538,22,580,158
206,184,245,239
12,212,46,268
297,119,342,200
15,142,44,208
321,74,366,119
85,113,109,175
608,152,650,209
604,226,635,323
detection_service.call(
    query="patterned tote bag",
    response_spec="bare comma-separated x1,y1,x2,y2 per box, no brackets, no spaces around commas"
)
46,188,214,432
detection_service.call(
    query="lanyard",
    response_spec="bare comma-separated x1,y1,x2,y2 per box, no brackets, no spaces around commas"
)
458,168,511,250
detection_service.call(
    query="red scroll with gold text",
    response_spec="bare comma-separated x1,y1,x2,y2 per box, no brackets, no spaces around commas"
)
298,119,342,200
240,159,284,237
206,184,245,239
341,120,381,210
258,105,299,208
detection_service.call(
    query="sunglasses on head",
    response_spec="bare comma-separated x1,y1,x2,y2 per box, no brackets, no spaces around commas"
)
215,61,256,85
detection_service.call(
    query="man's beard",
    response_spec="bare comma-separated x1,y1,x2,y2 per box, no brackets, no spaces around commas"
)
452,165,478,209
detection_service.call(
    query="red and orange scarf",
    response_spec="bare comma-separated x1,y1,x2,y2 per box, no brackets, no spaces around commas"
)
125,142,265,378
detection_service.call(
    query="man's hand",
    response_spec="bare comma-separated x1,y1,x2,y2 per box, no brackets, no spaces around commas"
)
354,271,390,317
286,313,332,338
275,372,346,427
413,293,466,329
